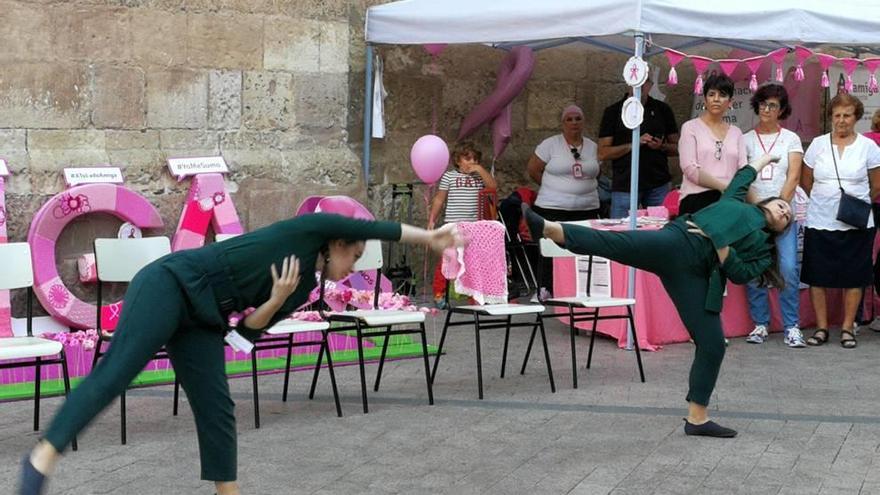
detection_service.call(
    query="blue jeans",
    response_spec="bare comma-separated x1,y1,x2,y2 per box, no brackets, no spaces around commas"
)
746,223,800,328
610,183,670,219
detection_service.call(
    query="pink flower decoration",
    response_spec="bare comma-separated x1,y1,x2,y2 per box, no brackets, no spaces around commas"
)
47,284,70,309
53,193,91,219
212,191,226,206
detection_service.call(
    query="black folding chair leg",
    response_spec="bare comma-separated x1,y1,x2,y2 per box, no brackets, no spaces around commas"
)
430,310,453,384
282,334,294,402
537,317,556,393
355,323,369,414
373,326,392,392
569,307,578,389
321,335,343,417
60,352,77,451
586,309,599,369
309,337,326,400
120,392,126,445
500,316,511,378
520,323,538,375
474,314,484,400
34,357,41,431
251,351,260,429
628,306,646,383
419,323,434,405
173,377,180,416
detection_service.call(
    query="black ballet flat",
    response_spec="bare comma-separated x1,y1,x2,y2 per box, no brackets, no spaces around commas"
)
683,418,738,438
521,204,545,242
19,455,47,495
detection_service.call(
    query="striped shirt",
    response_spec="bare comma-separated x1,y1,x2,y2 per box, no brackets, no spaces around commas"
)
439,169,485,223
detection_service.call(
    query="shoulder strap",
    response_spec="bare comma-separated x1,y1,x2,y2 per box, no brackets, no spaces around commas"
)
829,134,845,192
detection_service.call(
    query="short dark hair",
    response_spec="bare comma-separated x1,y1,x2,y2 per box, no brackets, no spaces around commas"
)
750,84,792,120
702,73,735,99
828,92,865,120
452,140,482,167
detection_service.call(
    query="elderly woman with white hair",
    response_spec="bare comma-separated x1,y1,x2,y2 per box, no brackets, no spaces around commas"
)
526,104,601,296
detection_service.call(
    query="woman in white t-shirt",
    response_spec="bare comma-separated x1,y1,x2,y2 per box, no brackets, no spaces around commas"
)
525,104,601,295
801,93,880,349
741,84,806,348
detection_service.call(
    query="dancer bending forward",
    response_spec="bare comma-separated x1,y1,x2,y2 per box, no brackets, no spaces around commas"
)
19,214,462,495
524,154,789,438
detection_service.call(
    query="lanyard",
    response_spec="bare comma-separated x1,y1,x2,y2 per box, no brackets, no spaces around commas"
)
755,128,781,155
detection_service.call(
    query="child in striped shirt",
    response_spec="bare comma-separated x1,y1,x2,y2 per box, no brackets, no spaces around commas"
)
428,141,497,307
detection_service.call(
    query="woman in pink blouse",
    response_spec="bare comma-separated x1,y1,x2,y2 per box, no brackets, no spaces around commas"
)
678,74,748,214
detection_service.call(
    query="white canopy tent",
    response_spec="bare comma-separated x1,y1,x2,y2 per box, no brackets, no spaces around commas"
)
361,0,880,347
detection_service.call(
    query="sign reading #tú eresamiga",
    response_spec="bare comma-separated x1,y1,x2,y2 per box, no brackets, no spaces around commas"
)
167,156,228,181
0,159,8,177
63,167,124,187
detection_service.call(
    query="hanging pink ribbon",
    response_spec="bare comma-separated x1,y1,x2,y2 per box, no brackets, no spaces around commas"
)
744,56,766,92
768,48,788,82
840,58,861,93
690,56,713,95
793,46,812,82
665,49,686,86
816,53,837,88
717,59,740,78
864,58,880,94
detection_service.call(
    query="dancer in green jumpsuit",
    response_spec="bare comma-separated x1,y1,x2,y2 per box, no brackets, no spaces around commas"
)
523,154,791,438
20,214,462,495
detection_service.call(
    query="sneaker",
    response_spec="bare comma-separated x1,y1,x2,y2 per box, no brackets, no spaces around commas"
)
434,297,448,310
746,324,768,344
784,326,806,348
871,318,880,332
529,287,552,303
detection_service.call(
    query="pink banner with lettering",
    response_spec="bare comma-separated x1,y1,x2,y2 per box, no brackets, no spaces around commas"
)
172,173,244,251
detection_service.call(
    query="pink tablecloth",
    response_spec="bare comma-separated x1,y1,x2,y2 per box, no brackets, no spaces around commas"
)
553,258,848,352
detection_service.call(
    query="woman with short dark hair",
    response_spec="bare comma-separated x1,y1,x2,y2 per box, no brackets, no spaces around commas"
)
678,73,748,214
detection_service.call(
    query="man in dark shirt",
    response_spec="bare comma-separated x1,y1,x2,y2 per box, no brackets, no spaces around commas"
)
598,79,679,218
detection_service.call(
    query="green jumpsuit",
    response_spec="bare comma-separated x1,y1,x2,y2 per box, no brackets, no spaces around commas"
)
43,214,401,481
560,166,774,406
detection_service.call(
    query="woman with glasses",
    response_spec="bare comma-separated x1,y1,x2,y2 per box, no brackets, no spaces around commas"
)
741,84,806,348
526,104,601,296
678,74,748,215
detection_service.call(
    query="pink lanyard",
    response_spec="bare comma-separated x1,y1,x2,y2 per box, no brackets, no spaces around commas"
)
755,128,781,155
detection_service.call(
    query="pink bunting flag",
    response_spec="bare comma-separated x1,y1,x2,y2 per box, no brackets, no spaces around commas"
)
665,49,686,86
816,53,837,88
793,46,813,82
840,58,861,93
744,56,766,92
768,48,789,82
864,58,880,94
690,56,713,95
717,59,740,78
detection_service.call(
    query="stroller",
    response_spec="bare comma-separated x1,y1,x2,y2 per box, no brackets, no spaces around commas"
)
495,187,540,300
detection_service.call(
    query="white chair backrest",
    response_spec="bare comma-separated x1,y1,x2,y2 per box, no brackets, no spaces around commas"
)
215,233,240,242
353,239,383,272
0,242,34,290
94,237,172,282
538,220,591,258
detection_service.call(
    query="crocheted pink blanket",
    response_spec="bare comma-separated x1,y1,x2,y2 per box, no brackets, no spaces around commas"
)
441,221,508,304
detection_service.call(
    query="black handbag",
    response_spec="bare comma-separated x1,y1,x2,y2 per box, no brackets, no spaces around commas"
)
830,135,872,229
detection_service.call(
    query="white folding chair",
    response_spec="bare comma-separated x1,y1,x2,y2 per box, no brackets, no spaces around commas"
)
0,243,77,450
534,234,644,388
93,236,176,445
430,225,555,400
314,239,434,414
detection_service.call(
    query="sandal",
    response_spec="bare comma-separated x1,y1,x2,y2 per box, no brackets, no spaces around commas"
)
840,329,858,349
806,328,828,346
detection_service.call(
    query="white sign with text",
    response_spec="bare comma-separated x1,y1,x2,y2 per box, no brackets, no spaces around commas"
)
0,158,8,176
167,156,228,180
63,167,124,187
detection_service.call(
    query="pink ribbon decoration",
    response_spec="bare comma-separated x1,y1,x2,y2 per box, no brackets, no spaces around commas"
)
690,56,713,95
768,48,788,82
744,56,766,92
840,58,861,93
864,58,880,94
793,46,813,82
665,49,686,86
717,59,740,78
816,53,837,88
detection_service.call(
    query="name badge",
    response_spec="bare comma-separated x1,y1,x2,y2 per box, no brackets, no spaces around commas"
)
760,165,773,181
572,162,584,179
224,330,254,354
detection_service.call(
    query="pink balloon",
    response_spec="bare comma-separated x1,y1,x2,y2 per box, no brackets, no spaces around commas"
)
458,45,535,141
410,135,449,184
423,44,447,57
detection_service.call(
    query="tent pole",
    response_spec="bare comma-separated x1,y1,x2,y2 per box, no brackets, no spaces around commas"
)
363,44,375,185
625,33,645,351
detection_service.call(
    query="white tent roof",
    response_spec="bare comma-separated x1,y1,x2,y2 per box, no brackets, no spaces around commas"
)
366,0,880,51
